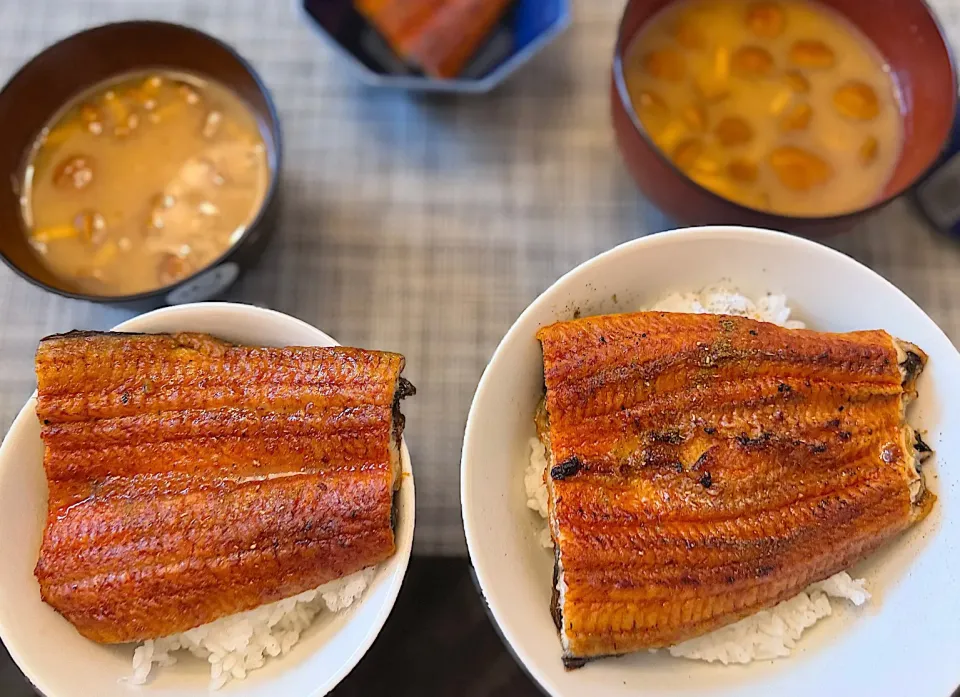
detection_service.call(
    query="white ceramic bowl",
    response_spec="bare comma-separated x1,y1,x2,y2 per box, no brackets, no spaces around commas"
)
0,303,415,697
461,227,960,697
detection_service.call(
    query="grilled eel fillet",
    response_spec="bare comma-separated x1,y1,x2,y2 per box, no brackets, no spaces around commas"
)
34,331,414,644
535,312,933,667
356,0,514,79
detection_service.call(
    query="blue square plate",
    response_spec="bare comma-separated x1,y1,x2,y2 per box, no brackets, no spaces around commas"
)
299,0,572,93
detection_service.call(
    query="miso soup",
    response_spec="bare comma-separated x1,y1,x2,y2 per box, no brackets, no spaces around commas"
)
20,70,270,296
623,0,904,216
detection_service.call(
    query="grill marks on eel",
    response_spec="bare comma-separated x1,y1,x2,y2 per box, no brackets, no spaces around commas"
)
536,312,932,663
33,331,413,644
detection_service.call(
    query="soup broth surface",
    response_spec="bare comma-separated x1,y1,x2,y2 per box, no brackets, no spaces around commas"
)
21,70,270,296
624,0,903,216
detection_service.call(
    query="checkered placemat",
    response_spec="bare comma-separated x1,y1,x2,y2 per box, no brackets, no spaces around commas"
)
1,0,959,555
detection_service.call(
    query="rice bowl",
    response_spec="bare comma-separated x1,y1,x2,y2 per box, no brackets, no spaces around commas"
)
462,227,960,697
0,303,415,697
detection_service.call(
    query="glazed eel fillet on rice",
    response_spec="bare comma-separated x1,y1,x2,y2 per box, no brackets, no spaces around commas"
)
535,312,934,667
34,331,413,644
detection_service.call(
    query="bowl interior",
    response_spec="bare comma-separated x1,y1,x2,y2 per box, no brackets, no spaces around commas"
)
0,303,415,697
462,227,960,697
0,22,281,301
614,0,957,217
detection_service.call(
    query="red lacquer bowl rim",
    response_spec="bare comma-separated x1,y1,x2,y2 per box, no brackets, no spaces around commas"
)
612,0,960,223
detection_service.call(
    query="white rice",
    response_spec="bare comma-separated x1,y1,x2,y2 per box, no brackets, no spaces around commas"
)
129,567,376,689
650,287,806,329
666,572,868,664
524,440,553,549
526,288,871,664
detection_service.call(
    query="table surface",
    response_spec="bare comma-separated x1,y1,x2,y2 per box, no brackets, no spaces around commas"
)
2,0,960,555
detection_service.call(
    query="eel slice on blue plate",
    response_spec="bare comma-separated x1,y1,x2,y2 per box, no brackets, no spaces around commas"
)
356,0,515,78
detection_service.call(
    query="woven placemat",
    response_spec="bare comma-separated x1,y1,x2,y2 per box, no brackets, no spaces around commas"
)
1,0,958,554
